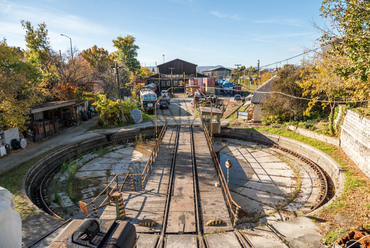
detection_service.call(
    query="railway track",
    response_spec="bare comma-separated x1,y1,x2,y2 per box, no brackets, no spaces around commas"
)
156,125,206,247
218,134,333,212
155,125,260,248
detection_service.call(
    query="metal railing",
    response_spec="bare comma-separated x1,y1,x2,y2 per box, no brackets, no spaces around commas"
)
82,172,132,217
80,123,168,217
141,122,167,189
203,123,241,226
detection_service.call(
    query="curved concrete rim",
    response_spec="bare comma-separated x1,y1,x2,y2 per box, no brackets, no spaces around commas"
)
20,125,345,245
217,128,345,215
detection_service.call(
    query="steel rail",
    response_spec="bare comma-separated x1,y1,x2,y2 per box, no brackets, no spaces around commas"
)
190,125,206,248
234,229,255,248
218,133,330,213
156,125,180,248
39,163,64,219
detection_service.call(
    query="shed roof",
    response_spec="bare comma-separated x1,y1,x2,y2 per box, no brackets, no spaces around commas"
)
251,75,276,104
199,107,222,114
30,100,79,114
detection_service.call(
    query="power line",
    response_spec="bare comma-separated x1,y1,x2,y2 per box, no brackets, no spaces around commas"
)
186,85,369,103
260,47,321,69
253,91,370,103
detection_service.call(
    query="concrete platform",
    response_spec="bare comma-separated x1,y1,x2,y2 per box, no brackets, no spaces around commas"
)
166,234,198,248
100,127,178,233
204,232,241,248
193,127,234,234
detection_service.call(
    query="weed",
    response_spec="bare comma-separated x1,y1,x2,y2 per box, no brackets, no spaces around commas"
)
0,145,65,220
325,229,348,245
60,162,69,174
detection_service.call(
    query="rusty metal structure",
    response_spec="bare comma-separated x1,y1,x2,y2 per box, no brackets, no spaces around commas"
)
333,226,370,248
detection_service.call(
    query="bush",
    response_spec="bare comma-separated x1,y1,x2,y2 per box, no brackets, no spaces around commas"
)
93,93,138,126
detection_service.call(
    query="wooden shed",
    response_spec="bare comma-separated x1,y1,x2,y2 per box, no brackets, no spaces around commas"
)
199,107,222,134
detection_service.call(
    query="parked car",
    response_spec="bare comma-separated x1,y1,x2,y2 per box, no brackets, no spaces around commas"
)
234,94,242,101
161,90,171,104
159,101,169,109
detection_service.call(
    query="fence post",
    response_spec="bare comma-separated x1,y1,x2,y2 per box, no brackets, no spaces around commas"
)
233,207,240,227
106,176,110,203
116,176,119,191
142,175,144,190
131,175,134,191
111,192,126,220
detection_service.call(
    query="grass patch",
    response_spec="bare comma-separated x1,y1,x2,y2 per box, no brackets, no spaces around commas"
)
0,145,65,220
352,107,370,118
325,229,348,245
142,112,153,122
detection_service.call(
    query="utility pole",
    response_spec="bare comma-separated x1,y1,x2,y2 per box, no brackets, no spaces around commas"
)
163,54,165,63
257,60,260,84
235,64,241,84
169,67,174,95
112,63,123,99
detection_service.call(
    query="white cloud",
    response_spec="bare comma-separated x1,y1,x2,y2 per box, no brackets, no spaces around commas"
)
0,22,23,35
211,11,242,20
0,0,11,13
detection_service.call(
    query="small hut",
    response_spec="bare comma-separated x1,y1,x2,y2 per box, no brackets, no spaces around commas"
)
199,107,222,134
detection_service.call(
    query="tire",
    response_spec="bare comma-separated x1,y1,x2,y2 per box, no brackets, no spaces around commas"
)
11,139,19,150
20,138,27,149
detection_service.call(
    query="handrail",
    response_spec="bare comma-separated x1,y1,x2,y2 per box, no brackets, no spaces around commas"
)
80,123,168,217
142,123,167,188
202,123,241,226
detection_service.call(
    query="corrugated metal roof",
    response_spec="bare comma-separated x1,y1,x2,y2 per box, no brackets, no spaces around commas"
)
201,67,232,72
251,75,276,104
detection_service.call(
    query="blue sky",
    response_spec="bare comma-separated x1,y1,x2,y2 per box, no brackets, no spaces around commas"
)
0,0,326,68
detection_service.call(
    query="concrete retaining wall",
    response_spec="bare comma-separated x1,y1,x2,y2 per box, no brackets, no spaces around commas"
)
341,110,370,178
286,125,340,147
218,129,345,211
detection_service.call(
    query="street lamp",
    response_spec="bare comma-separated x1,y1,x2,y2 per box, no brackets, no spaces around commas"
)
225,158,232,187
60,34,73,61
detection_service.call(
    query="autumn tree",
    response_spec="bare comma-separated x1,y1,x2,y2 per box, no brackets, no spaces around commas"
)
137,67,154,79
0,41,43,130
81,45,113,72
112,35,140,74
260,71,273,84
320,0,370,99
262,65,307,122
299,52,348,135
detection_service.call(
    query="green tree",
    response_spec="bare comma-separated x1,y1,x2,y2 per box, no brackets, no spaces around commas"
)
0,41,43,130
112,35,140,73
320,0,370,98
21,20,50,68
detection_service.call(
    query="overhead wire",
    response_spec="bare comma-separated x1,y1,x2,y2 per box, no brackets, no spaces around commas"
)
260,47,321,69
